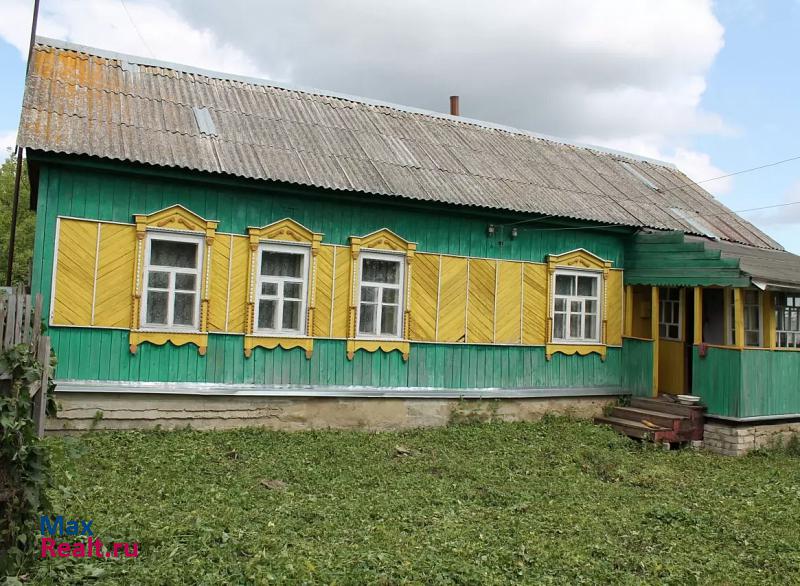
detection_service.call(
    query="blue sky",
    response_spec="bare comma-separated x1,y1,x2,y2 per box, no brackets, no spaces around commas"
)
1,0,798,252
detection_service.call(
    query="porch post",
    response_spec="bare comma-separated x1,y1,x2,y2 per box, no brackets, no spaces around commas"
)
693,287,703,345
624,285,633,337
763,292,776,348
651,286,659,396
734,288,745,348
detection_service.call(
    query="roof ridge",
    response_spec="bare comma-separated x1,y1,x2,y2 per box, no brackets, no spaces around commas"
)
33,36,677,169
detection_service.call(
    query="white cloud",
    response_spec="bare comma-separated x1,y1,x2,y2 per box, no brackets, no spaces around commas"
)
572,136,733,196
165,0,733,192
748,180,800,227
1,0,737,197
0,0,269,78
0,130,17,156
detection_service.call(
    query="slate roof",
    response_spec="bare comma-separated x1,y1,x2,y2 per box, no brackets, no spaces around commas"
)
17,37,782,250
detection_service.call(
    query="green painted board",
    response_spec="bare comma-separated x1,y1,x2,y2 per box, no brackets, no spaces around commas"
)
31,156,630,391
621,338,653,397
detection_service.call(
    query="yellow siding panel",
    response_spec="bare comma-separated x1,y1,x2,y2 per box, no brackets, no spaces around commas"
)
313,245,335,338
495,261,523,344
522,263,547,345
93,223,135,328
207,234,232,332
467,259,496,343
53,219,97,326
437,256,468,342
331,247,351,338
225,235,250,334
606,269,623,346
409,253,439,341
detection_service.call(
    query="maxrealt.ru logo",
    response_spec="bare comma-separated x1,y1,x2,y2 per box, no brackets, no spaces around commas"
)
39,516,139,558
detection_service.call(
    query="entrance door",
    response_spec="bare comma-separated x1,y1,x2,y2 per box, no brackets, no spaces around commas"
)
657,287,688,395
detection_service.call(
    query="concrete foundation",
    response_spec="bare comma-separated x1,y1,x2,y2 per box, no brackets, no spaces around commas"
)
703,420,800,456
46,392,614,433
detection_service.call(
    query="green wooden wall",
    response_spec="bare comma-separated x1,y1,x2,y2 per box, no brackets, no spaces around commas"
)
31,155,632,390
50,330,622,389
740,350,800,417
693,347,800,418
621,338,654,397
692,347,742,417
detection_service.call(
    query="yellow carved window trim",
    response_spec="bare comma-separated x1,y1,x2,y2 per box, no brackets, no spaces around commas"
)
545,248,612,361
130,205,219,356
347,229,416,361
244,219,323,359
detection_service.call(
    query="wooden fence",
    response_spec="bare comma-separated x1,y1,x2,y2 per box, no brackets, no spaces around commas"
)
0,288,52,437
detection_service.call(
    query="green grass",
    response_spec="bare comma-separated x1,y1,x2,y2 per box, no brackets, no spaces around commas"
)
19,418,800,584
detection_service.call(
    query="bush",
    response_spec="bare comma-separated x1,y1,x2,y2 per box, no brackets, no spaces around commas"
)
0,342,57,574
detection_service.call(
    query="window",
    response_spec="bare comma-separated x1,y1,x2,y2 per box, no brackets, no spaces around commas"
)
728,290,762,347
659,287,682,340
357,252,405,339
141,233,203,330
254,243,309,335
775,293,800,349
552,270,601,343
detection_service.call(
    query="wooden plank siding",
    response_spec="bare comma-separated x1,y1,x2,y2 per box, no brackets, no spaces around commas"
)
32,158,632,390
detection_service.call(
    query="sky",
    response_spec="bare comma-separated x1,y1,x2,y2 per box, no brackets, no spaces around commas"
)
0,0,799,252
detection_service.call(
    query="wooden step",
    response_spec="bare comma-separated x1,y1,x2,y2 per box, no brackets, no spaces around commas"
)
630,397,705,419
611,407,689,431
593,416,671,440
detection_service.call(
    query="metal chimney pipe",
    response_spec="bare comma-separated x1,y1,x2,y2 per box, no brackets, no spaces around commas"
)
449,95,459,116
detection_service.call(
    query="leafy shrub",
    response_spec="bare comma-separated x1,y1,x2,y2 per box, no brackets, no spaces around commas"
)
0,342,57,574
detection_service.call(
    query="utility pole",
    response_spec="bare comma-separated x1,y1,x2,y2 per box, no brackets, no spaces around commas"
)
6,0,40,286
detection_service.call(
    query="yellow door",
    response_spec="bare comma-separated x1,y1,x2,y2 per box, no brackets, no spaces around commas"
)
657,288,686,395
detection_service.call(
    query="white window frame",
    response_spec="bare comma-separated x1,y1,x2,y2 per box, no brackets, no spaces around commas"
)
658,287,683,341
253,242,310,337
775,293,800,349
356,250,406,340
140,231,204,332
551,268,603,344
727,289,763,347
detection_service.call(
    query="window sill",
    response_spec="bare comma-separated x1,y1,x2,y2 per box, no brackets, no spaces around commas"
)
545,343,607,361
347,339,410,361
129,331,208,355
244,335,313,359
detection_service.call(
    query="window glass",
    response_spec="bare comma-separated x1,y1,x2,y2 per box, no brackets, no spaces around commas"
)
555,275,574,296
362,258,400,284
146,291,168,324
258,299,276,330
174,274,196,291
173,293,195,326
150,240,197,268
261,251,303,278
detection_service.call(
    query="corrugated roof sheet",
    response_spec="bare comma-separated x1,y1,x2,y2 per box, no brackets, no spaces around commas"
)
17,38,783,250
686,236,800,288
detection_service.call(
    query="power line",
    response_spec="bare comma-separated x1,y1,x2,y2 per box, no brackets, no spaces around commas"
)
504,152,800,229
119,0,155,58
659,154,800,194
727,200,800,215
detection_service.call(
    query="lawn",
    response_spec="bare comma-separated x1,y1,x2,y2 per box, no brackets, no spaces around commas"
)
20,417,800,584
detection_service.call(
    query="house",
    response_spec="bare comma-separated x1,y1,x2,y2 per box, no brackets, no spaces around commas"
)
16,38,800,452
